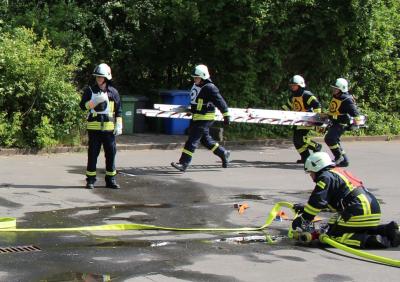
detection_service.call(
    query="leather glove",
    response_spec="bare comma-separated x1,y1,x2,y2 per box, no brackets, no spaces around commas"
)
293,203,305,214
292,215,310,231
114,117,123,136
88,92,108,109
315,126,326,134
353,116,362,126
223,115,230,126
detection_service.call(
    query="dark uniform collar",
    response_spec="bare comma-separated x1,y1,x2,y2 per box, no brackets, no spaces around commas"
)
290,87,304,96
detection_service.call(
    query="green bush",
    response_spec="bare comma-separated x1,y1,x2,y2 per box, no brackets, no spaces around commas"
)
0,27,83,148
0,112,23,147
361,108,400,136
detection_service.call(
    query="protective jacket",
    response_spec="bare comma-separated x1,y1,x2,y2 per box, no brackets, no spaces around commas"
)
191,79,229,121
328,92,360,125
80,84,122,131
283,88,321,113
302,168,381,229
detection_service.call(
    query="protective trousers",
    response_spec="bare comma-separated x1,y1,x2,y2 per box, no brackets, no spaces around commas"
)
324,123,347,162
179,121,227,165
326,190,386,248
293,128,321,162
86,130,117,182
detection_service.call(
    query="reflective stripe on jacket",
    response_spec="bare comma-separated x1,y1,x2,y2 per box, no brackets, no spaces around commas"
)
191,80,229,121
79,84,122,131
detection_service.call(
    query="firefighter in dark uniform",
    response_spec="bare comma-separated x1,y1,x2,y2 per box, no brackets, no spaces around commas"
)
79,63,123,189
325,78,361,167
171,64,230,172
283,75,322,164
292,152,400,248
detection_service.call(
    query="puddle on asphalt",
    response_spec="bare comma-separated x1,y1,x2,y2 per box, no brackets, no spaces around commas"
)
315,273,354,282
39,272,113,282
231,194,266,200
86,235,286,250
215,234,286,244
89,239,152,248
88,239,176,248
18,202,175,229
278,191,309,195
18,175,225,232
3,174,310,281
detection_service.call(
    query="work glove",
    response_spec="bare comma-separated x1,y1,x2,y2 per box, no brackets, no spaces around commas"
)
293,203,305,214
315,126,326,134
223,115,231,126
88,92,108,109
353,116,362,126
114,117,123,136
292,215,310,231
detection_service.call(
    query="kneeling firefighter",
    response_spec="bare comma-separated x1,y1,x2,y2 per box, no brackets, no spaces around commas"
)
79,63,123,189
292,152,400,248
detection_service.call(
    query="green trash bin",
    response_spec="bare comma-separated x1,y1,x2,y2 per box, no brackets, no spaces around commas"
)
121,96,135,135
121,95,149,134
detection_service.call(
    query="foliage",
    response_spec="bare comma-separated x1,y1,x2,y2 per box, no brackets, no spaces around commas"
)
0,27,83,148
360,108,400,136
0,0,398,147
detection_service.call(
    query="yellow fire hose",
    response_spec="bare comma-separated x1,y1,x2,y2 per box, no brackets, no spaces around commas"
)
0,201,398,267
319,234,400,267
0,202,292,232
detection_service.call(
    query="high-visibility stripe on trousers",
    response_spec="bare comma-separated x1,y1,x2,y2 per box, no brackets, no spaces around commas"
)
179,120,227,165
86,130,116,179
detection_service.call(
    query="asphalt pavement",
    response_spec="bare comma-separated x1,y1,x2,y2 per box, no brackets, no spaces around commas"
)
0,135,399,281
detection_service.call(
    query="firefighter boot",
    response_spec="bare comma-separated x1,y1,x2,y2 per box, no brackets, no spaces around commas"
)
221,150,230,168
105,176,120,189
86,176,96,189
313,143,322,152
365,234,391,249
171,162,188,172
213,146,230,168
385,221,400,247
334,154,349,167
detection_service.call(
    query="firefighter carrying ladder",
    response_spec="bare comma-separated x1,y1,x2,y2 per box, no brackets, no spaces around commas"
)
137,104,367,128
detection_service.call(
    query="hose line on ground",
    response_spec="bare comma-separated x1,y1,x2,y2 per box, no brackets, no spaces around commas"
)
0,201,398,267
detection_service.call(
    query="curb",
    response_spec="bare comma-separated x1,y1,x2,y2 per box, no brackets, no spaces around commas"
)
0,135,399,156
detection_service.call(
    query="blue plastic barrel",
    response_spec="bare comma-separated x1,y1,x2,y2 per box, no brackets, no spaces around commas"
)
160,90,191,135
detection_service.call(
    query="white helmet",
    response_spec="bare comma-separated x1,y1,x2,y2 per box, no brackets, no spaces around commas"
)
304,152,335,173
331,78,348,92
289,75,306,88
191,64,210,80
93,63,112,80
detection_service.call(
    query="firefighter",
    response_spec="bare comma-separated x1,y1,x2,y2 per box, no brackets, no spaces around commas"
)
79,63,123,189
171,64,230,172
292,152,400,249
283,75,322,164
325,78,361,167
